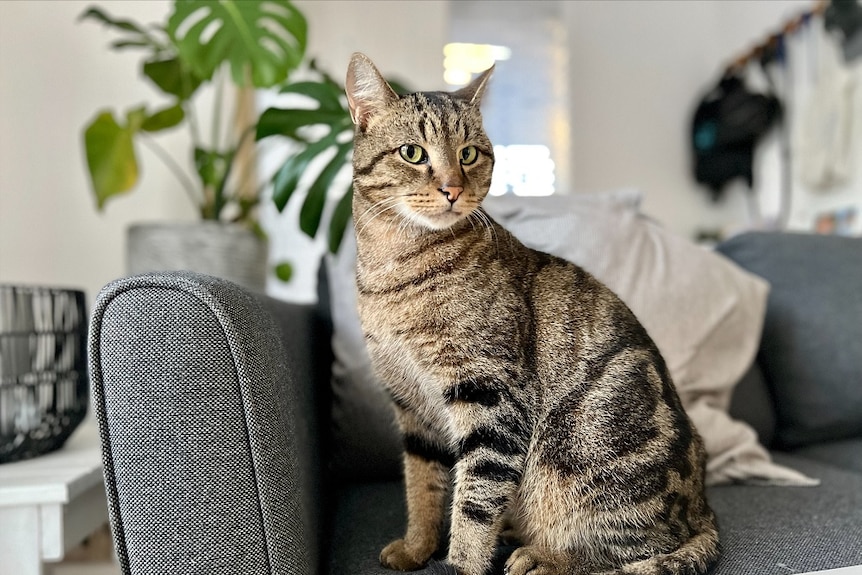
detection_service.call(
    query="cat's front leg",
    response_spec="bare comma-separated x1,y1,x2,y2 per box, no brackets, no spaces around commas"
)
445,382,531,575
382,408,453,571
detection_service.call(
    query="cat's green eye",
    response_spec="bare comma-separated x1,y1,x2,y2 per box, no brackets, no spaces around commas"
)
399,144,427,164
460,145,479,165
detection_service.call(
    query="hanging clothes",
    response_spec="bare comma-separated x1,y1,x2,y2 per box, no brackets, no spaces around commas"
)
797,24,857,190
691,74,782,200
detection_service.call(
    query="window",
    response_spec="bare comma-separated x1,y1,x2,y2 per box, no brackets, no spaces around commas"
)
447,1,570,195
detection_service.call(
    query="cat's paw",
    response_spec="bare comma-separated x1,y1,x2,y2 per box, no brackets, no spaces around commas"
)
380,538,432,571
504,546,574,575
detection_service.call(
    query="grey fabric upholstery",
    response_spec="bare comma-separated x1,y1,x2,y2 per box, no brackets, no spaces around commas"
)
716,232,862,449
325,455,862,575
727,363,776,448
90,272,318,575
708,453,862,574
327,481,509,575
791,438,862,473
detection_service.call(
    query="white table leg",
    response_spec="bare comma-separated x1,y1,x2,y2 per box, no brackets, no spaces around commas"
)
0,505,44,575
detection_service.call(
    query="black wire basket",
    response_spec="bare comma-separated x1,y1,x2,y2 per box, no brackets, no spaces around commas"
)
0,285,88,464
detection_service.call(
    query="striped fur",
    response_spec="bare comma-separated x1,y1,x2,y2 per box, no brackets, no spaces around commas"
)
346,53,719,575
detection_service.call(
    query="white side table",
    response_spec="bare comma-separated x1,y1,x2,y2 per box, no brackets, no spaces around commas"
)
0,418,109,575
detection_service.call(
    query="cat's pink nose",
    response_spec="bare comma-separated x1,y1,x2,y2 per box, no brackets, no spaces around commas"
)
440,185,463,204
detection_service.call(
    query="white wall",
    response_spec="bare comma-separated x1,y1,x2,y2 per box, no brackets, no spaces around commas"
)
0,1,196,305
1,1,859,306
564,0,862,239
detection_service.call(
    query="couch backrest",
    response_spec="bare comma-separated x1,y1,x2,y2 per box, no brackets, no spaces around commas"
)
717,232,862,450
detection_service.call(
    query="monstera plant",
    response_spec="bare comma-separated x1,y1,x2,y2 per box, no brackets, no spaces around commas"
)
256,61,408,253
81,0,307,225
80,0,307,287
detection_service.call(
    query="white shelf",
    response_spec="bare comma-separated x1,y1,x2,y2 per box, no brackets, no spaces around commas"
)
0,417,108,575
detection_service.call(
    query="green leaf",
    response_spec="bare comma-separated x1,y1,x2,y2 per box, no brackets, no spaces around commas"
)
143,57,203,99
83,111,139,209
79,6,166,52
111,40,152,49
125,106,147,132
328,185,353,253
79,6,150,35
167,0,307,88
273,261,293,282
249,220,268,241
261,71,410,247
256,108,351,140
257,76,352,141
194,147,231,190
300,142,351,237
279,80,344,110
271,133,338,212
141,103,185,132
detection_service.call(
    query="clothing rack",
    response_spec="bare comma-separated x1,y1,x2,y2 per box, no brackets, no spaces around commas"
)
716,1,832,229
724,0,829,76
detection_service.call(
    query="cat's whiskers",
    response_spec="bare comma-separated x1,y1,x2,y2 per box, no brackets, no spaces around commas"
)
470,208,499,254
465,213,479,234
355,196,402,238
356,197,398,225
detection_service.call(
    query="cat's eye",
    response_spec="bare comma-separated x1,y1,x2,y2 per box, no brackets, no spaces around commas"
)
460,146,479,165
399,144,427,164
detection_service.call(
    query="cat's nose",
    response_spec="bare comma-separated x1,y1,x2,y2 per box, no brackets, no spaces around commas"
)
439,185,463,204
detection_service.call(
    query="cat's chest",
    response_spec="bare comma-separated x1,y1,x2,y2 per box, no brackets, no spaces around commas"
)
358,280,471,376
356,233,529,385
359,298,458,432
357,257,491,387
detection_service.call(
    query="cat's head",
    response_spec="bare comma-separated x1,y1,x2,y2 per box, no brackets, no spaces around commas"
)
346,52,494,232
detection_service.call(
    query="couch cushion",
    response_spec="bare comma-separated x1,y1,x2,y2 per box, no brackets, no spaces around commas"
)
706,453,862,574
716,232,862,449
327,454,862,574
326,480,510,575
790,438,862,473
482,197,784,486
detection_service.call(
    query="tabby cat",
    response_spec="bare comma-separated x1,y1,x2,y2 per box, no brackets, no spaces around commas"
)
345,52,719,575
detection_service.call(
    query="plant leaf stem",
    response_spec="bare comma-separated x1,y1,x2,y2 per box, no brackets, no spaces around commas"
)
138,132,201,211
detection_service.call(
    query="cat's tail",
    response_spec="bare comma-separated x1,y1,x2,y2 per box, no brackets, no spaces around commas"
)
604,527,720,575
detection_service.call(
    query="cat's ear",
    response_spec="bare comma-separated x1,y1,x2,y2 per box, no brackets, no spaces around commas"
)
346,53,398,130
453,64,494,105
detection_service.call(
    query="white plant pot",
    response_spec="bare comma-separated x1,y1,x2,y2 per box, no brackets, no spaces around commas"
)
127,222,267,292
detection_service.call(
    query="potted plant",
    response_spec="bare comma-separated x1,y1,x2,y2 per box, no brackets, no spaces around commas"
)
80,0,307,289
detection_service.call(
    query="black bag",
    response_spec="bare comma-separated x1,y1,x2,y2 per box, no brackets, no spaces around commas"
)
691,75,782,200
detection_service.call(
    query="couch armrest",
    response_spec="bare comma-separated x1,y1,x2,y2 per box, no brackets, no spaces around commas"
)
89,271,322,575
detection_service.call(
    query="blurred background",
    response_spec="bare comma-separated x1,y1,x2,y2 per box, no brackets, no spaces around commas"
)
1,0,860,306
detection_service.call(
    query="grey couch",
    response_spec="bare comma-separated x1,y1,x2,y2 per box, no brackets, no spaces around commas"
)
89,231,862,575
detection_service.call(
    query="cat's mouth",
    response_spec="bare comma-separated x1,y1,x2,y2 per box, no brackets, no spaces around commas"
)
405,204,474,230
